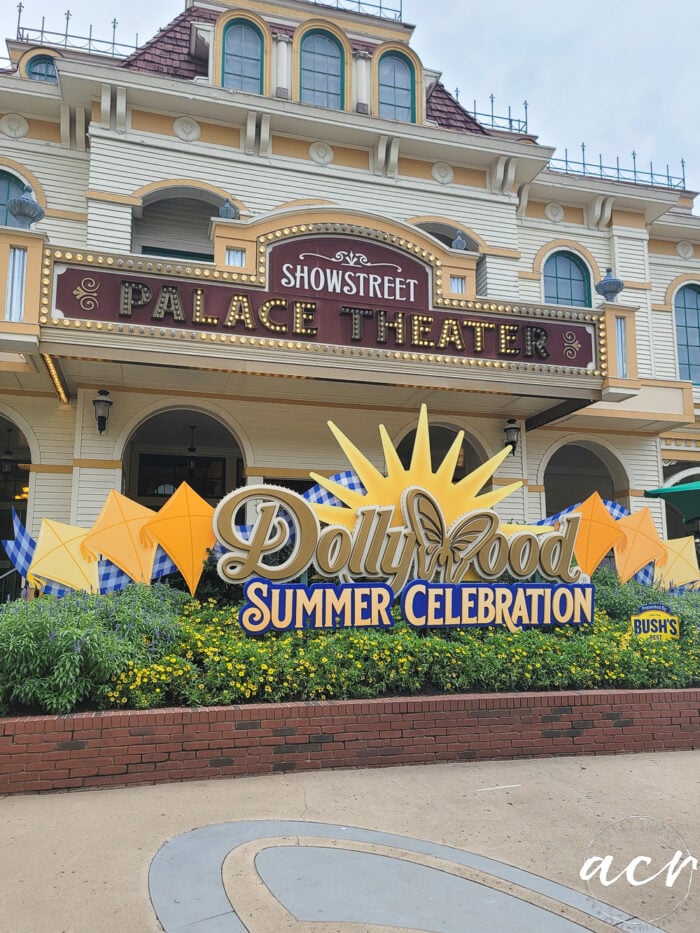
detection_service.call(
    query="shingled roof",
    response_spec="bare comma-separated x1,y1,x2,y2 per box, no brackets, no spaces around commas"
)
121,6,217,80
426,82,489,135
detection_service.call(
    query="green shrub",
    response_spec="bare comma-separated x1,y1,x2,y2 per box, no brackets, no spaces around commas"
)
0,585,187,714
1,578,699,716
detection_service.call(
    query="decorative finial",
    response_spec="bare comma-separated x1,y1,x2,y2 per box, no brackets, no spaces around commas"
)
595,267,624,303
219,199,240,220
7,185,45,228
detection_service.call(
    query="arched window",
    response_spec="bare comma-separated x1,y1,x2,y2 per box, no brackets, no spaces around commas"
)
675,284,700,383
300,30,343,110
543,251,591,307
0,171,25,227
26,55,57,83
223,20,263,93
378,52,414,122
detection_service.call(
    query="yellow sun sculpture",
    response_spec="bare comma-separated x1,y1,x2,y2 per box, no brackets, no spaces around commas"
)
309,404,524,530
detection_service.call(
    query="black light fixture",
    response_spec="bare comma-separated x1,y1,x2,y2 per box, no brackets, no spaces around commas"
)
92,389,113,434
0,428,13,478
186,425,197,474
504,419,521,456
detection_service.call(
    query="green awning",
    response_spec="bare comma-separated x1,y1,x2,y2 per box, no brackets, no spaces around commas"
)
644,482,700,523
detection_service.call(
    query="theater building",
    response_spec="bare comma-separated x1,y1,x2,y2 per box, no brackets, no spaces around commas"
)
1,0,699,595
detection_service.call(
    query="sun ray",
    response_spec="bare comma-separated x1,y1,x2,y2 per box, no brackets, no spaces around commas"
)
379,424,405,478
308,473,367,511
435,429,465,486
452,445,512,503
326,421,387,495
409,404,433,475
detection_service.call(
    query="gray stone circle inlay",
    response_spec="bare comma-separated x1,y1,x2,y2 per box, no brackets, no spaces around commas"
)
148,820,668,933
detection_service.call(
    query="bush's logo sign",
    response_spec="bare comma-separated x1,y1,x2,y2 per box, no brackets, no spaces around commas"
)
214,407,595,635
631,604,680,641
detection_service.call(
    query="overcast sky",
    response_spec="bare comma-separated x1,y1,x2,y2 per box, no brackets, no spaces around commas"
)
2,0,698,198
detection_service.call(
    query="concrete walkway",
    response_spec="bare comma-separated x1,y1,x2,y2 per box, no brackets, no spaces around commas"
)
1,751,698,932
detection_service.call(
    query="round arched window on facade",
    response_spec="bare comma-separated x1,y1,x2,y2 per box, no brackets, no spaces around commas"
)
378,52,414,122
300,31,343,110
674,284,700,383
223,20,263,93
543,251,591,307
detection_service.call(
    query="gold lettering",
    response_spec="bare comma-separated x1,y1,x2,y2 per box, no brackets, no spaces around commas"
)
376,310,406,345
507,533,540,577
539,514,581,583
437,318,465,351
411,314,435,347
293,301,317,336
192,286,219,326
120,281,152,317
316,526,352,575
258,298,288,333
498,323,520,356
214,486,318,581
151,285,186,321
463,320,496,353
224,294,256,329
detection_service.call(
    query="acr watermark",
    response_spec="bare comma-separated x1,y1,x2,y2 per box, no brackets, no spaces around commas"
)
580,817,697,925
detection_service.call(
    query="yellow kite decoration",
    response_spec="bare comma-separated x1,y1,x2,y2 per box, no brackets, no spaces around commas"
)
613,508,666,585
141,482,216,595
653,536,700,590
80,490,157,584
27,519,100,593
569,491,625,577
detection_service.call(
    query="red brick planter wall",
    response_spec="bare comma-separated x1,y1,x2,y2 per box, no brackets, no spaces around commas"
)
1,689,697,794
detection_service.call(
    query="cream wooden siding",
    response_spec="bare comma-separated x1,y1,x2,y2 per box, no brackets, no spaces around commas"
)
86,131,520,251
475,255,488,296
29,472,73,535
132,199,217,257
610,231,649,282
649,309,678,379
480,256,519,298
1,139,88,242
86,201,132,252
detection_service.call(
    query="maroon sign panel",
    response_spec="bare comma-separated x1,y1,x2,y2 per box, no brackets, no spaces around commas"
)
54,236,596,368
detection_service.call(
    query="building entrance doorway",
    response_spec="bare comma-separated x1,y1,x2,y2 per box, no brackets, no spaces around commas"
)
122,410,244,508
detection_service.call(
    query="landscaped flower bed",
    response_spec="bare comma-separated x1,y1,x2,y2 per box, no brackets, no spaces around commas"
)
0,568,698,717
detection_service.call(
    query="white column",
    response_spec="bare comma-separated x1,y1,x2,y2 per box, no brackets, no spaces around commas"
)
274,34,292,99
354,50,371,114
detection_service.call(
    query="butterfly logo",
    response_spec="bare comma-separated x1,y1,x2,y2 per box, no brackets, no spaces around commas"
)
401,487,498,583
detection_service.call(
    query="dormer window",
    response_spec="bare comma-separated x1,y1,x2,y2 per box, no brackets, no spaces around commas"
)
300,30,343,110
378,52,414,122
223,19,263,93
26,55,57,83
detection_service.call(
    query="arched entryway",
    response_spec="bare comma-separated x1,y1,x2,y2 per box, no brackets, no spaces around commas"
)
544,443,625,516
122,409,244,507
0,416,31,599
397,424,488,486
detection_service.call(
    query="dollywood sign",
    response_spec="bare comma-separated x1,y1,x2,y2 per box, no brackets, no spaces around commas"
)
213,408,594,635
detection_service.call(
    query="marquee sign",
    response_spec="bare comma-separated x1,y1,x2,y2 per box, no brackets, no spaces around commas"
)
50,236,598,369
